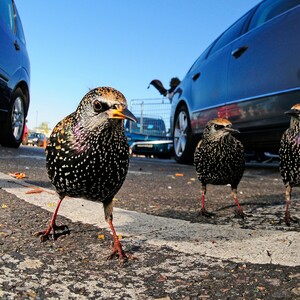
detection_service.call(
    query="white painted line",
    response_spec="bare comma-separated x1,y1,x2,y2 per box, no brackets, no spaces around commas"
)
128,170,152,175
0,171,299,267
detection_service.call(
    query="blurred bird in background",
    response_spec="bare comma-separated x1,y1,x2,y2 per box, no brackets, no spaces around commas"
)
148,77,181,102
279,103,300,226
194,118,245,218
36,87,137,264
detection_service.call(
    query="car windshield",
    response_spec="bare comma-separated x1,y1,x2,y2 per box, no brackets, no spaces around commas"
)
126,117,166,137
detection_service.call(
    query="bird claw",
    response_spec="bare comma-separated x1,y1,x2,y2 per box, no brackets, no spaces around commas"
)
284,211,298,226
106,241,136,266
235,208,246,219
35,224,70,241
199,208,215,218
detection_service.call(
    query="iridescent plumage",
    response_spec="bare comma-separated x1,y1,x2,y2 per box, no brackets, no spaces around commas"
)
194,118,245,217
37,87,137,264
279,103,300,226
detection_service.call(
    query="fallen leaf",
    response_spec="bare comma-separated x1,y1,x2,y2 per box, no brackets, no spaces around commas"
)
98,234,105,240
9,172,26,179
157,275,168,282
25,187,44,194
47,202,56,207
118,234,123,240
175,173,184,177
1,204,8,209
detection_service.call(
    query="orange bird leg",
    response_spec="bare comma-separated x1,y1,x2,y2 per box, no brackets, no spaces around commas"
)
285,185,292,226
107,219,127,262
231,188,245,218
199,184,215,217
35,196,69,241
104,199,130,265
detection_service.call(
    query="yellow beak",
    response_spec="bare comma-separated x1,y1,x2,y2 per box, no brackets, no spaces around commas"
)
107,106,137,123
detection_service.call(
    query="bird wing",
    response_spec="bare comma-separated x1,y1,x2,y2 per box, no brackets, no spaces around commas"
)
46,112,79,161
148,79,168,96
227,139,245,187
194,139,202,165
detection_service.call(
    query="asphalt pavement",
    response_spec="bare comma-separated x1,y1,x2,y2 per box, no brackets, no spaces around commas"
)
0,146,300,299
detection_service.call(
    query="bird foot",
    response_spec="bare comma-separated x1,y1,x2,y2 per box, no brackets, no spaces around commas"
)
234,208,246,219
284,211,298,226
199,208,215,218
107,241,135,266
35,223,70,241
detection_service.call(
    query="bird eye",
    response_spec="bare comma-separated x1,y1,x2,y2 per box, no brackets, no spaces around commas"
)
214,124,224,130
93,100,102,113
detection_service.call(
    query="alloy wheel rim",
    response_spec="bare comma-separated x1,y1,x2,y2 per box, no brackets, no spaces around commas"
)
174,110,188,157
11,97,24,141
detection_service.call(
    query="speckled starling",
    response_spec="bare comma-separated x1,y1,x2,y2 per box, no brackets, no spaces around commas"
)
194,118,245,218
279,103,300,226
36,87,137,263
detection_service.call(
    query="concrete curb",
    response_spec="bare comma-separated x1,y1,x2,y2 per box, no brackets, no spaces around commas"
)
1,172,299,267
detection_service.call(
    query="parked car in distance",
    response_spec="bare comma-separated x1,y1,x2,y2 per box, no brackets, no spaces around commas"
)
171,0,300,163
0,0,30,148
125,116,172,158
27,132,47,147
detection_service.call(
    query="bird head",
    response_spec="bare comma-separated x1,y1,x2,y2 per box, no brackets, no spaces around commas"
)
203,118,239,141
285,103,300,130
285,103,300,119
75,87,137,132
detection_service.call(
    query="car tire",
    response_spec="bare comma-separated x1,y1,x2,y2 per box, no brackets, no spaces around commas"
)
0,88,26,148
173,104,194,164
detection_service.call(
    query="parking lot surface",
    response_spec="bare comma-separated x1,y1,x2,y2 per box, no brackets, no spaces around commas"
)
0,146,300,299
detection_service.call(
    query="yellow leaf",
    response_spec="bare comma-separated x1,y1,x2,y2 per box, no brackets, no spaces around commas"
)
1,204,8,209
47,202,56,207
25,187,44,194
118,234,123,240
9,172,26,179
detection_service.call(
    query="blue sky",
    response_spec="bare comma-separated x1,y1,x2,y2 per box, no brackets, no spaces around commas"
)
15,0,261,130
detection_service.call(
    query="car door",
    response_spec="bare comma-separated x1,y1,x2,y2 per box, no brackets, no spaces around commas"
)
229,1,300,100
0,0,22,112
227,0,300,129
190,10,253,133
0,0,21,80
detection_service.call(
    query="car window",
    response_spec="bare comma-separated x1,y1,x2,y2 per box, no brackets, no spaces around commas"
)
126,117,166,136
15,7,26,44
208,11,251,57
187,44,214,74
248,0,300,31
0,0,15,33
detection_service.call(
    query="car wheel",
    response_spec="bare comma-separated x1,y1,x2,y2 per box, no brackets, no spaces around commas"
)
0,88,26,148
173,104,194,164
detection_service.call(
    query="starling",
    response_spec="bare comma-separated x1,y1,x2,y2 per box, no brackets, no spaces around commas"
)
36,87,137,263
279,103,300,226
194,118,245,218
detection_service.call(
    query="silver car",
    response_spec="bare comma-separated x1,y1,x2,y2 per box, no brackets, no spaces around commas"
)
171,0,300,163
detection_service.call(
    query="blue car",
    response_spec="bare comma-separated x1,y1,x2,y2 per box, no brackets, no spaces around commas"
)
171,0,300,163
125,116,172,158
0,0,30,148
